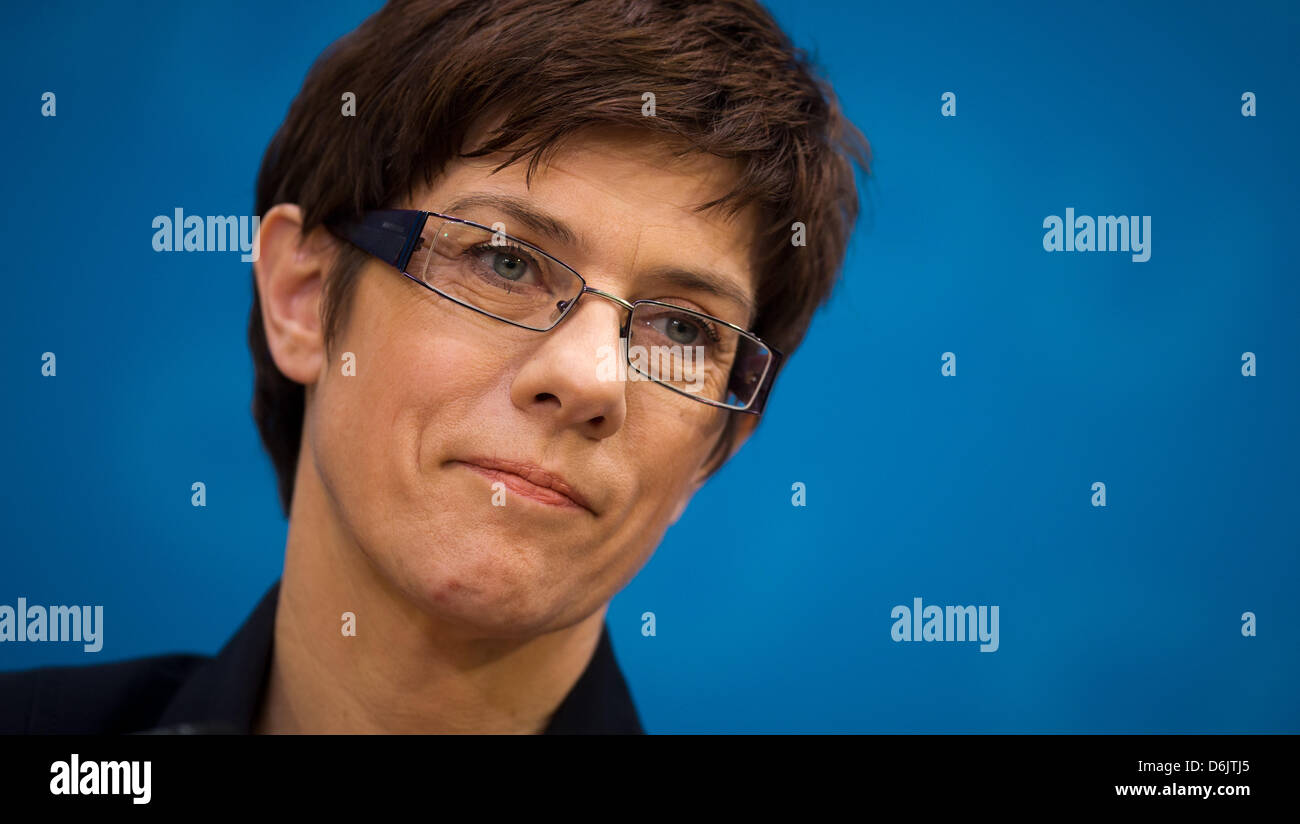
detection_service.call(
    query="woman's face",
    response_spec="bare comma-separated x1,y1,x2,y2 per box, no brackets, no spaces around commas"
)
303,127,762,636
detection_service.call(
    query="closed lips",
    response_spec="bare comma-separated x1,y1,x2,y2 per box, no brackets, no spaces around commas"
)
454,457,592,512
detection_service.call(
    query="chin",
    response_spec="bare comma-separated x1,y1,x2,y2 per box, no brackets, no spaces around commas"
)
400,548,583,638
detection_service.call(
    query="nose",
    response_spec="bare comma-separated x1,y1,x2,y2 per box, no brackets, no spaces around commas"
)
508,289,629,439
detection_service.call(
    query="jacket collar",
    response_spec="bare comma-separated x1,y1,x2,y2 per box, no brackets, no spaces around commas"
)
149,580,643,734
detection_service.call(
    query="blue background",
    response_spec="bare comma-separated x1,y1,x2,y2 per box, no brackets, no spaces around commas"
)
2,0,1296,733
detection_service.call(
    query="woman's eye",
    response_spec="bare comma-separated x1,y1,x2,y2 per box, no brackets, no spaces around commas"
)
656,315,701,345
487,251,530,281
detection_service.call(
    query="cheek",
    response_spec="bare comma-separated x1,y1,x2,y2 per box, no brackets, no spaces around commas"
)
583,410,720,597
345,350,501,474
310,297,511,513
618,397,722,509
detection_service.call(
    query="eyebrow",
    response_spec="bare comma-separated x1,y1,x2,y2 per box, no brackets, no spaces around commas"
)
441,193,585,250
439,192,757,324
637,265,757,325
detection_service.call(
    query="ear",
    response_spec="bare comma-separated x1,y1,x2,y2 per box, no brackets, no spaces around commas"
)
254,203,331,386
667,413,761,525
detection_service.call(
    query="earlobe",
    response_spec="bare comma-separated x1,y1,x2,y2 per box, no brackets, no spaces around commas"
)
670,466,710,526
671,413,762,525
669,490,692,526
254,204,329,386
695,413,759,485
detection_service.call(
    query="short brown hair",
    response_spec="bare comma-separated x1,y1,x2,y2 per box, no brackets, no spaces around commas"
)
250,0,871,516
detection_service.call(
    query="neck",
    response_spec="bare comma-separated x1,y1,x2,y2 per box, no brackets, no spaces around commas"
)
254,449,607,734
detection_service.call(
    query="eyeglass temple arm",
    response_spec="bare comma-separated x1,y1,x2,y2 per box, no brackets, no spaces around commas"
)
337,209,430,272
747,347,785,414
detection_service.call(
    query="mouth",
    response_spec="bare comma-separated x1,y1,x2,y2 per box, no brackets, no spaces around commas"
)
450,457,594,514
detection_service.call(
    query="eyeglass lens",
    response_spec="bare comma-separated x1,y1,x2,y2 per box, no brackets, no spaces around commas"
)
406,218,772,409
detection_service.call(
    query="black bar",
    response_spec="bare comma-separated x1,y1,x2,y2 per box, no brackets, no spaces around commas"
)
0,734,1288,811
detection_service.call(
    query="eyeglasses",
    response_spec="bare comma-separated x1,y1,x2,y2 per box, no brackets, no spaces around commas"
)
332,209,784,414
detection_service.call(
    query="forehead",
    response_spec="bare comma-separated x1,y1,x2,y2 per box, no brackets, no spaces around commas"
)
410,126,761,321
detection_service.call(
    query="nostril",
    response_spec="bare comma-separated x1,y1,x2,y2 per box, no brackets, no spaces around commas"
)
535,392,558,404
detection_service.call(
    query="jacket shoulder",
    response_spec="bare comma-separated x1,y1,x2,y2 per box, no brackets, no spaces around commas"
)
0,653,208,734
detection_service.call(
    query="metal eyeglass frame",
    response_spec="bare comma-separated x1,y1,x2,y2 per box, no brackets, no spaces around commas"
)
331,208,784,414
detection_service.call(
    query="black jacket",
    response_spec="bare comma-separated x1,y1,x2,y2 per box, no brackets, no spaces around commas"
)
0,580,644,734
